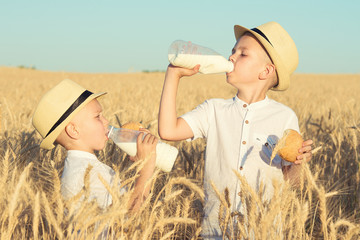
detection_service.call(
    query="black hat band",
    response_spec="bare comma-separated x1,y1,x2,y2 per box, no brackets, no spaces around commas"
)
45,90,93,138
251,28,273,47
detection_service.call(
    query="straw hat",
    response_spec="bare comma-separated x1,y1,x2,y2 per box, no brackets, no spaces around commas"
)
234,21,298,91
32,79,106,150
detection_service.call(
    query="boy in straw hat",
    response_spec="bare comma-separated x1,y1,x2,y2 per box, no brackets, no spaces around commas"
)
32,79,158,213
158,21,313,238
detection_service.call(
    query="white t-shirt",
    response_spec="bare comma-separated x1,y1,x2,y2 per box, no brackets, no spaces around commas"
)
181,95,299,239
61,150,116,209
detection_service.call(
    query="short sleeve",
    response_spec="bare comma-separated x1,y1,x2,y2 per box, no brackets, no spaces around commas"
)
180,100,211,141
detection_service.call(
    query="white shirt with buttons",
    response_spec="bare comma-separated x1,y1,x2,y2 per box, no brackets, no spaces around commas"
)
181,95,299,238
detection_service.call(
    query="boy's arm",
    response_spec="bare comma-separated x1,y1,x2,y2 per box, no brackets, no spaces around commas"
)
283,139,313,185
128,132,158,212
158,64,200,141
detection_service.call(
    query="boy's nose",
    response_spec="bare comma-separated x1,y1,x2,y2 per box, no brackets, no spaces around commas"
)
229,55,235,63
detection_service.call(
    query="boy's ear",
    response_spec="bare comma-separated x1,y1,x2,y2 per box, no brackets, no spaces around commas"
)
64,122,80,139
259,63,276,80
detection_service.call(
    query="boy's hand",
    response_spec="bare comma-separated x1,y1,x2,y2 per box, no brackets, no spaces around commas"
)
166,64,200,79
294,139,313,164
133,132,158,162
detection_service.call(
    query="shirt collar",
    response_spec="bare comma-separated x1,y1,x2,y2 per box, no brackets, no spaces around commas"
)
67,150,98,161
234,95,270,110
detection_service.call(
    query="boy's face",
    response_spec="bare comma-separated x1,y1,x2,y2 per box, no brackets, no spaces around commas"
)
226,33,271,88
71,99,109,153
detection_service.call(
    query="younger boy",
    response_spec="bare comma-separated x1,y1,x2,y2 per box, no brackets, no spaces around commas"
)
158,22,313,238
32,79,157,212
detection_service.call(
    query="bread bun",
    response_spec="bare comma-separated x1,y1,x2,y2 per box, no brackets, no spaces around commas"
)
277,129,303,162
121,122,144,131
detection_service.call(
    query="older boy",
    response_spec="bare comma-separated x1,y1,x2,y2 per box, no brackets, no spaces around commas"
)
32,79,157,212
158,22,313,238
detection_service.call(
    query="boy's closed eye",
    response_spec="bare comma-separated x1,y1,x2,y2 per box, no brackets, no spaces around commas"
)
95,112,102,119
231,47,248,56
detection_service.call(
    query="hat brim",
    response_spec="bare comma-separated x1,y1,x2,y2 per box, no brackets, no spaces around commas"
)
40,92,107,150
234,25,289,91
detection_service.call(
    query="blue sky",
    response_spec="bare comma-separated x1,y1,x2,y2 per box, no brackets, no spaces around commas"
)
0,0,359,73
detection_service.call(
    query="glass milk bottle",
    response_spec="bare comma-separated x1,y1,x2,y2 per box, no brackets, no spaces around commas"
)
168,40,234,74
107,126,178,172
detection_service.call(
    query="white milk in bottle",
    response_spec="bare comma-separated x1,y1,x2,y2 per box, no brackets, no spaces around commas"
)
108,126,178,172
168,40,234,74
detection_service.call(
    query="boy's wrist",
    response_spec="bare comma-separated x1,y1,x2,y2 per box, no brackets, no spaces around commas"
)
166,66,183,81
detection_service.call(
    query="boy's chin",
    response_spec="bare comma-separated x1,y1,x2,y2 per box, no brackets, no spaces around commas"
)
226,74,238,83
226,77,237,87
225,75,232,84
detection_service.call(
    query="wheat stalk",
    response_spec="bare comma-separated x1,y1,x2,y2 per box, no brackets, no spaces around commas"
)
32,192,40,240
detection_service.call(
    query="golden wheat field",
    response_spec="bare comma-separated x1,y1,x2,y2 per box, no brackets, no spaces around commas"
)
0,66,360,239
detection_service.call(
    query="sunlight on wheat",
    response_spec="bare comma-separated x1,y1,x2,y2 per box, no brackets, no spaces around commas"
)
0,67,359,239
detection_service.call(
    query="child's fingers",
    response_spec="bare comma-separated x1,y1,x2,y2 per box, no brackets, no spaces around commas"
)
147,135,158,145
140,132,150,143
139,128,150,134
193,64,200,72
140,133,158,144
188,65,200,75
302,139,313,147
153,137,159,145
145,134,158,145
137,132,144,145
295,139,313,163
295,151,312,163
298,152,312,160
298,145,312,154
